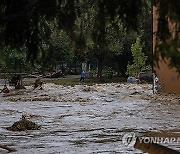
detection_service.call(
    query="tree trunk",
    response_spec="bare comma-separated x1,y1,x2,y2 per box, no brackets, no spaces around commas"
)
119,68,128,78
97,59,103,78
74,60,77,74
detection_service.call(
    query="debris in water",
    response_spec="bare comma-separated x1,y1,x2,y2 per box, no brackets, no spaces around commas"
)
6,115,41,131
33,78,43,90
1,85,10,93
0,144,17,152
83,86,97,92
131,91,141,95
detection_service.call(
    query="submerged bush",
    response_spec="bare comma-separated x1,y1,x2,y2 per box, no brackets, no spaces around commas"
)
7,118,41,131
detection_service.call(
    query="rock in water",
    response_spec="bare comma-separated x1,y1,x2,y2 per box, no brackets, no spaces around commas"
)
127,76,138,84
6,119,41,131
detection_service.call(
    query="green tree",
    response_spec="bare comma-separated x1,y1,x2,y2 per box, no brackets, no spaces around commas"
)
127,37,147,76
138,0,152,65
35,24,74,72
0,0,144,67
0,47,32,73
0,0,152,77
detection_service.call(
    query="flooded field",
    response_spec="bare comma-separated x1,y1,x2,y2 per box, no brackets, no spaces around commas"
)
0,83,180,153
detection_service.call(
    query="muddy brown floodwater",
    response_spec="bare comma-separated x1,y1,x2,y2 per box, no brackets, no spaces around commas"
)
0,83,180,154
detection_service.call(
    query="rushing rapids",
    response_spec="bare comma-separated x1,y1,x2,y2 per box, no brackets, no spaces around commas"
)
0,83,179,153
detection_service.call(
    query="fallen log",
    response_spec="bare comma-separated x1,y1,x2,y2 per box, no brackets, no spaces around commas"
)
0,144,17,152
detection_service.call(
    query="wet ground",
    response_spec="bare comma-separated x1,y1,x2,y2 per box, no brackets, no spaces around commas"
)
0,82,179,154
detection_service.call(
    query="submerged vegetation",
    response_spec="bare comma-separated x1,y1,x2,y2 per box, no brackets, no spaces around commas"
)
6,117,41,131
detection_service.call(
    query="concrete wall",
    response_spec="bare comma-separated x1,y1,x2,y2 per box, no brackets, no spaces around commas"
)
153,6,180,94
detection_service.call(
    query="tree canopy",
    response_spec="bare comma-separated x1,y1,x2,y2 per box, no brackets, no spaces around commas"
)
0,0,180,76
0,0,143,59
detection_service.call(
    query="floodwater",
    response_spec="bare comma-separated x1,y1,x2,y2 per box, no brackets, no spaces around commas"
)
0,83,179,154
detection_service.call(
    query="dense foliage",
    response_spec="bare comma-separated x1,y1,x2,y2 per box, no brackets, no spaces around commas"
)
0,0,153,76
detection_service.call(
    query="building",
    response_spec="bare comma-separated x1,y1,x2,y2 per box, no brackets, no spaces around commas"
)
153,6,180,94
